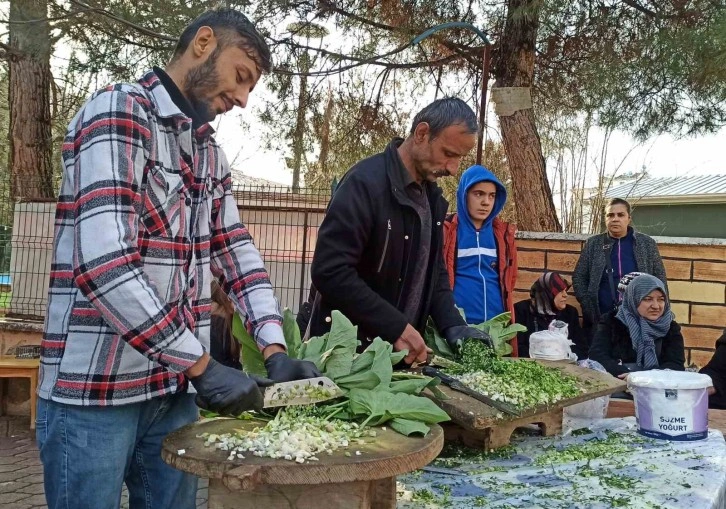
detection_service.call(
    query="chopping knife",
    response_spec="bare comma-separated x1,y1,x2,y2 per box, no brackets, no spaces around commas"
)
421,465,467,476
421,366,520,416
263,376,344,409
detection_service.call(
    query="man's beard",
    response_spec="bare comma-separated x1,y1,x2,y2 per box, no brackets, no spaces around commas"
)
183,48,222,123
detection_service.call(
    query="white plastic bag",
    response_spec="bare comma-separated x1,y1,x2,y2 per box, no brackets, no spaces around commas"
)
529,330,576,361
548,319,569,339
564,360,610,421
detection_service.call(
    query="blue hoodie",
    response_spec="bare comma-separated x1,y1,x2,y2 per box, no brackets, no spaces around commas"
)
453,165,508,324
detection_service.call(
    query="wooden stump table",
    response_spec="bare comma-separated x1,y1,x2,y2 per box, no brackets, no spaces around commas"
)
162,418,444,509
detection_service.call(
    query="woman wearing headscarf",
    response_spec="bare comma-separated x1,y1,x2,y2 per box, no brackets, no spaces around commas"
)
589,273,685,379
514,272,587,359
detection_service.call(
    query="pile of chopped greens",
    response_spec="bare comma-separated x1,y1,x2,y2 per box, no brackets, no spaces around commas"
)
198,405,375,463
232,310,449,437
424,314,584,411
532,429,651,466
446,340,583,410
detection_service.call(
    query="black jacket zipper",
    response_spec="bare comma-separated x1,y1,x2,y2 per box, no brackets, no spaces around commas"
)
377,219,391,273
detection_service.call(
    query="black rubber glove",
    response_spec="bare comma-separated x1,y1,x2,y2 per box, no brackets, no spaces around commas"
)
264,352,322,383
190,357,274,416
442,325,494,351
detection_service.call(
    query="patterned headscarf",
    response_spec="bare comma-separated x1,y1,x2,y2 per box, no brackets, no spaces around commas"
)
617,271,646,302
615,273,673,369
530,272,570,317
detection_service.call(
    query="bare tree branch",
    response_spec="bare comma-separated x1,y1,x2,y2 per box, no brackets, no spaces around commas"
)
620,0,660,18
68,0,176,42
0,7,94,24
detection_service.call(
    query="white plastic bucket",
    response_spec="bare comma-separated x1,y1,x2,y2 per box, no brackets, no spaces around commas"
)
628,370,713,441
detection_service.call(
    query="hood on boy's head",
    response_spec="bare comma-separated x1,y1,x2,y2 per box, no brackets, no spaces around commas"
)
456,165,507,229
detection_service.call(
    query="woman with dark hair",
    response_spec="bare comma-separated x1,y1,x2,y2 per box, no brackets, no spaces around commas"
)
210,279,242,370
589,273,685,379
514,272,587,359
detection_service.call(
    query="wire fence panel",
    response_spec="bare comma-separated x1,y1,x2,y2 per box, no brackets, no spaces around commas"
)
0,183,330,321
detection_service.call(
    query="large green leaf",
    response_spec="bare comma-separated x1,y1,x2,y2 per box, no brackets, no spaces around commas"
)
232,313,267,377
389,418,430,436
299,334,328,366
323,311,359,379
423,319,454,358
470,312,527,357
335,370,382,391
388,378,433,395
282,308,302,359
348,389,450,428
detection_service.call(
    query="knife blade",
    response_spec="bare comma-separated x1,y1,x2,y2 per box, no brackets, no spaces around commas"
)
263,376,344,409
421,465,467,476
421,366,520,416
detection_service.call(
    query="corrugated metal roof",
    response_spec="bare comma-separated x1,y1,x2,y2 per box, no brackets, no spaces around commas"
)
605,174,726,199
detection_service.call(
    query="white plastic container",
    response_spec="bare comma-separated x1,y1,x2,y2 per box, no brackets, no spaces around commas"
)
628,370,713,441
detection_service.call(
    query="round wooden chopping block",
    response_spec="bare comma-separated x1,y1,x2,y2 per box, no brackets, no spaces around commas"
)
161,418,443,491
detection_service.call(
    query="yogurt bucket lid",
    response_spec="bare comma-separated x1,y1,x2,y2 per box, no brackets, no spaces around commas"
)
629,370,713,389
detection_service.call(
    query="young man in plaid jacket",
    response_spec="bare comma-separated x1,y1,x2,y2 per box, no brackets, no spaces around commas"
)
37,9,319,509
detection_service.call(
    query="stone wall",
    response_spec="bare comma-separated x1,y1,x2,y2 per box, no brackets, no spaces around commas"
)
515,232,726,367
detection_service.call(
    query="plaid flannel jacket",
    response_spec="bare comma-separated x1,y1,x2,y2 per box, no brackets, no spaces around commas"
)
39,70,285,405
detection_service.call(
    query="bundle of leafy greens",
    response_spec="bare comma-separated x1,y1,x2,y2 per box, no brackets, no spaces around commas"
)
232,310,449,436
423,311,527,358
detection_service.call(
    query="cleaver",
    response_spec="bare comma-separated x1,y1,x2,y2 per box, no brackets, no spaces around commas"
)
263,376,344,409
421,366,521,416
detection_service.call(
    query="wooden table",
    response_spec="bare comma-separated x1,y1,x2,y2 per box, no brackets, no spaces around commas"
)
162,418,444,509
431,360,626,449
0,356,39,429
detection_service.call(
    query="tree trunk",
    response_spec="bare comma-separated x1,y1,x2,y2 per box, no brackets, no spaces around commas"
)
8,0,55,201
317,86,333,182
493,0,561,232
291,73,308,193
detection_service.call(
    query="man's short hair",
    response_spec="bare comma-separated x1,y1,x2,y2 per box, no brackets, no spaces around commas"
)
409,97,478,139
605,197,631,215
172,8,272,73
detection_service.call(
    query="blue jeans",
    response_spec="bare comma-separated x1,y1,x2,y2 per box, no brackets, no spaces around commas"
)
36,392,199,509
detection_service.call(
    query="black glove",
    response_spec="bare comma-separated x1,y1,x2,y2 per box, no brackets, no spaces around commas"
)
442,325,494,351
190,357,273,416
264,352,322,383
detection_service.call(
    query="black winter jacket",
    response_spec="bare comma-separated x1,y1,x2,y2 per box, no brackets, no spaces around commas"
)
699,329,726,409
309,139,465,343
513,301,588,359
588,310,685,377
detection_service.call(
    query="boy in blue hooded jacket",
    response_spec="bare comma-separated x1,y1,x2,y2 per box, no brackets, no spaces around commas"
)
443,165,519,354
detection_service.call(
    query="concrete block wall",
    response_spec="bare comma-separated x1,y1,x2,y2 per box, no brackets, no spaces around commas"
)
515,232,726,368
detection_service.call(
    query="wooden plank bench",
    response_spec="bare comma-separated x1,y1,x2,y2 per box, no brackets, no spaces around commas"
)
0,356,40,429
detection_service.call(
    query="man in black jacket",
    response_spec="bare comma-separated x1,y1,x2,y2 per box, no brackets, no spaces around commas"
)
309,98,491,364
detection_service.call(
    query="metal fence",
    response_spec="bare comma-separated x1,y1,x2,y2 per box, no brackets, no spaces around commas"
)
0,183,331,321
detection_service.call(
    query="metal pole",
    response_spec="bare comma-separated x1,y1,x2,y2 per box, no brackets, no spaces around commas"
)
476,45,492,166
298,211,309,312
